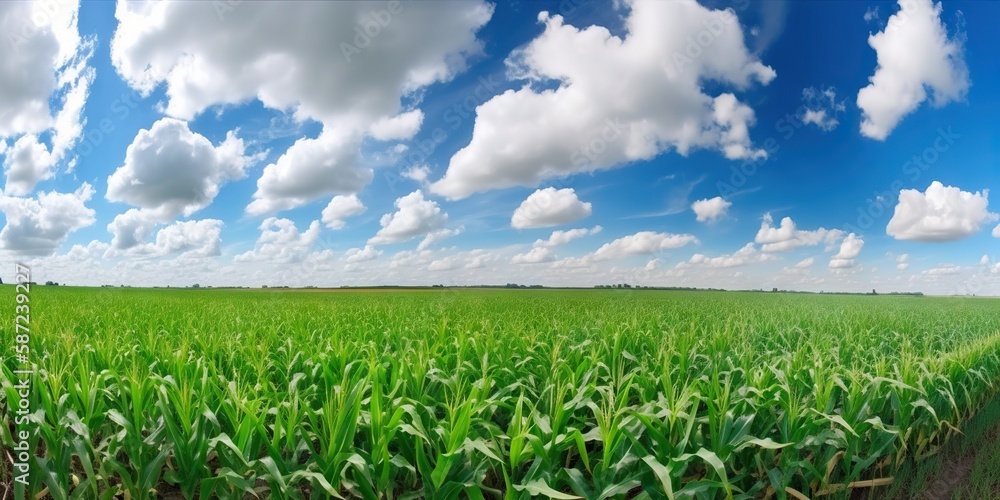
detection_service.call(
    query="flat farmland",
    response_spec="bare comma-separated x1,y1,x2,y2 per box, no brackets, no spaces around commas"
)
2,287,999,499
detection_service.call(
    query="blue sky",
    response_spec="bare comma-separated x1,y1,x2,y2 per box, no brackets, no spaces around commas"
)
1,0,998,293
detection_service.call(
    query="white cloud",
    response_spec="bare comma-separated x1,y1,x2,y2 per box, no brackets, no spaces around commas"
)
107,208,157,250
755,213,845,252
107,118,257,220
417,227,462,251
0,0,85,136
344,245,382,263
321,194,366,230
3,135,56,196
857,0,969,140
464,250,496,269
107,219,224,259
369,110,424,141
402,165,431,183
691,196,732,222
368,190,447,246
111,1,493,215
829,233,864,268
801,87,845,131
389,249,433,269
535,226,602,248
111,1,491,123
864,7,880,23
150,219,222,258
384,247,498,274
422,249,497,272
795,257,815,268
921,264,961,276
511,187,592,229
512,246,555,264
430,0,775,199
994,224,1000,238
235,218,321,263
886,181,997,241
689,243,777,268
246,130,374,216
1,0,94,195
0,183,95,255
896,253,910,270
591,231,699,261
980,254,990,267
512,225,602,265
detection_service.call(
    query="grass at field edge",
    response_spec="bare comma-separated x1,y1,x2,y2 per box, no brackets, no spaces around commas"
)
866,394,1000,499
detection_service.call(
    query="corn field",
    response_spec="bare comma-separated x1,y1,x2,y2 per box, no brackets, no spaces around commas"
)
2,287,1000,499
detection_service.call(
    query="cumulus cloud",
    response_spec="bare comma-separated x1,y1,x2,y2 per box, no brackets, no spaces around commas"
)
3,135,57,196
421,249,497,271
591,231,699,261
994,224,1000,238
857,0,969,140
149,219,223,258
402,165,432,185
321,194,366,230
1,0,94,195
235,218,321,263
245,130,374,216
369,110,424,141
512,246,555,264
691,196,732,222
344,245,382,263
110,1,492,215
430,0,775,199
801,86,845,131
896,253,910,270
886,181,997,241
535,226,602,248
829,233,864,268
368,190,447,246
512,225,602,265
921,264,961,276
107,208,158,250
689,243,777,268
107,219,224,259
795,257,815,268
417,227,462,251
755,213,844,252
107,118,257,220
0,183,95,255
511,187,592,229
